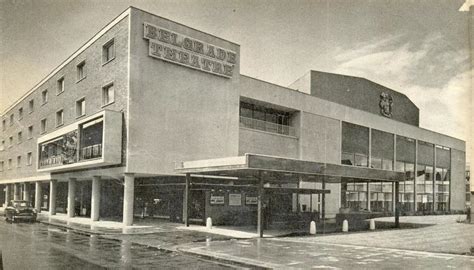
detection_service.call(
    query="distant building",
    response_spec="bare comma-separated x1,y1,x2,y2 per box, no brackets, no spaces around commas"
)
0,7,466,228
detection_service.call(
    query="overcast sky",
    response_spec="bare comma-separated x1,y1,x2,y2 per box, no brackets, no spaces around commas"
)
0,0,471,151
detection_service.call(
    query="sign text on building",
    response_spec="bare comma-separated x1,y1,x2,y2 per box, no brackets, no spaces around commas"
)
143,22,236,78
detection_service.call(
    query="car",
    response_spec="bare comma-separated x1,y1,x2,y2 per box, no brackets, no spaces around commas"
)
4,200,37,223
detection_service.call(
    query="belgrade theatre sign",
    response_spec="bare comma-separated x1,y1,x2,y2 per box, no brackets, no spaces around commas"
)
144,22,236,78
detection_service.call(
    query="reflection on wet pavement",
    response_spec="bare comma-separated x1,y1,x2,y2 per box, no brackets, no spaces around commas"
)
0,222,234,269
181,237,474,269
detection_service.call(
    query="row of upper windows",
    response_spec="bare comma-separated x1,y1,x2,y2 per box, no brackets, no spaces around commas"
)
1,38,116,132
0,83,115,151
0,153,33,171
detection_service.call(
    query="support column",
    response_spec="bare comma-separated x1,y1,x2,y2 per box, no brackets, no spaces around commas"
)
414,140,418,212
393,134,397,214
91,176,101,222
67,178,77,218
5,184,11,206
35,182,42,212
367,181,371,211
432,144,437,212
257,172,264,238
392,182,396,213
395,181,400,228
183,173,190,227
49,180,57,215
23,183,30,202
322,177,326,234
123,174,135,226
13,183,20,200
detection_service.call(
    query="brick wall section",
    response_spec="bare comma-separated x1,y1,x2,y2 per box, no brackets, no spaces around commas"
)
0,16,130,181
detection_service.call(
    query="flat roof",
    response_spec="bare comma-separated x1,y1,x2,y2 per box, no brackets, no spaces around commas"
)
175,154,405,183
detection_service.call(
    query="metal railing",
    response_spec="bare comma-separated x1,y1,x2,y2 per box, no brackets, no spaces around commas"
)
81,144,102,160
39,155,64,167
239,116,295,136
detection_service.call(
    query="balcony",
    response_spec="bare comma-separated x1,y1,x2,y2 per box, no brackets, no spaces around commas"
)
239,116,295,136
37,110,122,172
81,144,102,160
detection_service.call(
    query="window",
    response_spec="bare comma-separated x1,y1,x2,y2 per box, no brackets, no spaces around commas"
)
102,83,115,106
42,90,48,104
18,107,23,120
238,102,293,136
56,109,64,127
29,99,34,113
2,119,5,130
57,77,65,94
77,61,86,81
341,122,369,167
28,125,33,139
0,140,4,151
9,114,14,126
8,159,12,170
17,131,22,144
17,155,21,168
41,118,47,133
9,136,13,147
76,98,85,117
0,161,3,171
103,39,115,63
27,152,32,166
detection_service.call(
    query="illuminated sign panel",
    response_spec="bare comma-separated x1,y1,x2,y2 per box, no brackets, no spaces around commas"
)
143,22,236,78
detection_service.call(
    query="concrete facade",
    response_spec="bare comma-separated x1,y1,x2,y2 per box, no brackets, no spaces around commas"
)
0,7,467,228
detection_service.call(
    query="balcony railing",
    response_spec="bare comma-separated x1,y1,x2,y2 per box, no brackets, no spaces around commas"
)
39,155,64,167
239,116,295,136
81,144,102,160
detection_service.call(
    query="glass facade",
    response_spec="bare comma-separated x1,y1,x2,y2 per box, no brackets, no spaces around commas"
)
239,101,294,136
396,136,415,212
371,129,394,170
341,122,369,167
416,141,434,212
435,146,450,211
39,130,79,167
38,117,103,169
342,180,368,210
339,122,453,214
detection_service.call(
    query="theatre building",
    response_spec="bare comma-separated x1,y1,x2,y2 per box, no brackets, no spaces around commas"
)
0,7,466,233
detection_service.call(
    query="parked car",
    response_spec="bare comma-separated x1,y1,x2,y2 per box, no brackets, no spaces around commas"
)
4,200,37,223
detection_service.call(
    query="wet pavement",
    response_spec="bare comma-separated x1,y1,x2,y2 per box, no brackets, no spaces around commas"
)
179,215,474,269
0,221,236,269
181,238,474,269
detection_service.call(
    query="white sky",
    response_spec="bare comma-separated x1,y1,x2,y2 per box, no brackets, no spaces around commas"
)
0,0,471,160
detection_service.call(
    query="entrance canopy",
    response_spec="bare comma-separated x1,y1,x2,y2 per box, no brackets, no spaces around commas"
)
175,154,405,237
175,154,406,183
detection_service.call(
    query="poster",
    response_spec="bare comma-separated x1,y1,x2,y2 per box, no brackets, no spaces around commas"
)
245,196,258,205
229,193,242,206
210,195,224,205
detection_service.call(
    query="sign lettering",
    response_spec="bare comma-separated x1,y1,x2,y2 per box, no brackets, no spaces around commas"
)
144,22,236,78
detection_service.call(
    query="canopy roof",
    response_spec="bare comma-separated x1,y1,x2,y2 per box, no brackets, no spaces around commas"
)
175,154,405,183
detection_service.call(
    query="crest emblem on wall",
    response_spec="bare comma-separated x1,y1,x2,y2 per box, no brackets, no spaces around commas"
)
379,92,393,118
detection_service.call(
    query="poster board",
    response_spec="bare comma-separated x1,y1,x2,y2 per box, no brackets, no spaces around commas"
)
210,195,225,205
229,193,242,206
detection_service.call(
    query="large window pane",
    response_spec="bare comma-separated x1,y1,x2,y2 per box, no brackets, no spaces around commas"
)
371,129,394,160
341,122,369,167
